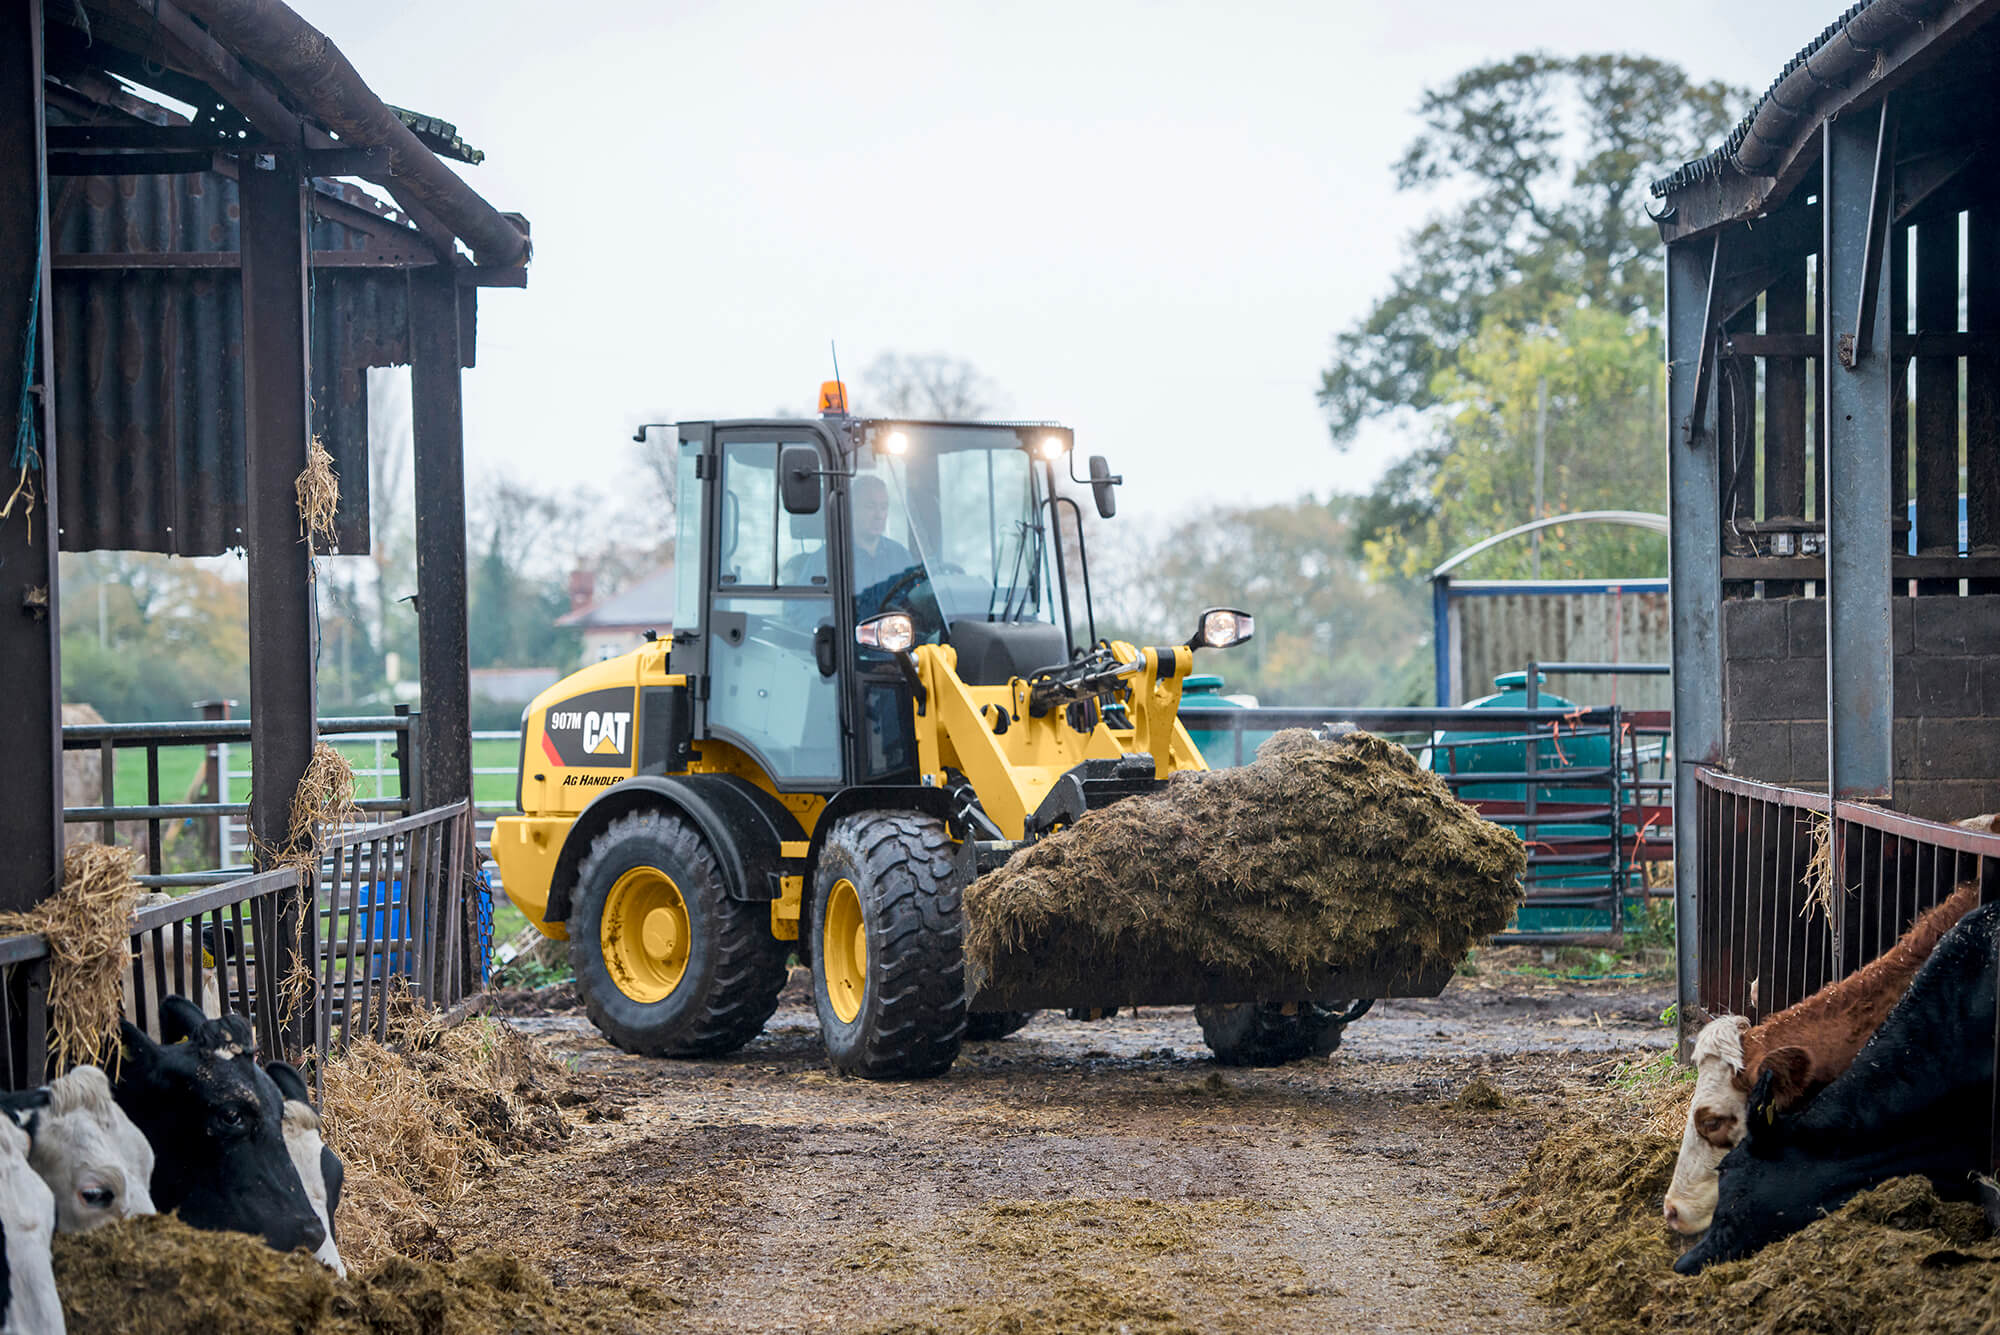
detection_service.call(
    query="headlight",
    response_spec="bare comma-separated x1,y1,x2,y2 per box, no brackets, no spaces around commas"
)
1190,607,1254,650
1038,435,1065,460
857,612,916,654
884,430,910,456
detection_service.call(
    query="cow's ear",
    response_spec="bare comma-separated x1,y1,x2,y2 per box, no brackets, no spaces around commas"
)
1759,1045,1816,1108
266,1060,311,1107
118,1021,159,1069
1743,1065,1787,1145
159,996,208,1046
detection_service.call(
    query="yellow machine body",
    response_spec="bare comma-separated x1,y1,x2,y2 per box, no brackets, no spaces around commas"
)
493,637,1207,939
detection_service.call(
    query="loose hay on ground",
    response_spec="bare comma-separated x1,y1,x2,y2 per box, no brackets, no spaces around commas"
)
320,1000,575,1268
1467,1092,2000,1333
965,731,1525,993
52,1213,661,1334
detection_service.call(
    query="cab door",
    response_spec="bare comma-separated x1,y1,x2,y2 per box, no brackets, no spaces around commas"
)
703,427,847,788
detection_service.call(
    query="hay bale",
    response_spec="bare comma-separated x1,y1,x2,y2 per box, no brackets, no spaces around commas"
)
964,730,1525,994
52,1213,660,1334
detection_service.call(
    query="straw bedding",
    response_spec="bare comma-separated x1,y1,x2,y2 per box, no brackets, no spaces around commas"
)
320,998,574,1269
965,730,1526,992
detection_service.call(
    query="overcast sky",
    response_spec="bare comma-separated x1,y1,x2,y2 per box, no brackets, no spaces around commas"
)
297,0,1838,526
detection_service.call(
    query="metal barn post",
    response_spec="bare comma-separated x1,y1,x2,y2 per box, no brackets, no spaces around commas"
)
0,0,63,913
409,268,472,814
239,150,319,1049
1821,106,1896,805
1666,234,1724,1055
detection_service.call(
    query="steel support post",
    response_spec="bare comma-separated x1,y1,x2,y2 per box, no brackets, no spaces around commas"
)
1666,234,1724,1058
239,150,317,1051
1822,107,1896,806
409,268,471,815
0,0,63,913
1431,577,1452,706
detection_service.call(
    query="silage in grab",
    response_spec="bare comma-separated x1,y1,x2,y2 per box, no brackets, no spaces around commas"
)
965,730,1527,992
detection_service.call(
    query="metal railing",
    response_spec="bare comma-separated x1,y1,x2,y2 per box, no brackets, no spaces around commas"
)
61,710,422,887
1690,767,2000,1026
1179,704,1653,942
0,801,474,1091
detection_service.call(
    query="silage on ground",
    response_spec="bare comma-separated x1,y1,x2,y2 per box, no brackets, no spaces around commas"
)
52,1213,661,1335
1466,1080,2000,1333
965,730,1526,996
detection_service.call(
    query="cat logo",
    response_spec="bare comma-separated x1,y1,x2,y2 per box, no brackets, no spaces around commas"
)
539,688,637,769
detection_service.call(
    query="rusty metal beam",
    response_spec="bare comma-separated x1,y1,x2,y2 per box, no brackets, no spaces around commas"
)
409,267,471,815
0,0,63,912
171,0,529,268
238,149,317,1051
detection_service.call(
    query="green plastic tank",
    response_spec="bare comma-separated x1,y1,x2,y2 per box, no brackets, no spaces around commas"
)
1181,674,1273,768
1429,671,1619,930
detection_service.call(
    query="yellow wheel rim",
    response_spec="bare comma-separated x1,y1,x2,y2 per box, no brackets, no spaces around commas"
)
602,867,691,1003
822,877,868,1024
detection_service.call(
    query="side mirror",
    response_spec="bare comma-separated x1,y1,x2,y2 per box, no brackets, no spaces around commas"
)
1088,455,1121,519
780,445,823,515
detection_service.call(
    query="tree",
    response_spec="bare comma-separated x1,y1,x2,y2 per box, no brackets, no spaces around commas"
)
1319,54,1739,442
861,353,1000,419
1367,301,1667,580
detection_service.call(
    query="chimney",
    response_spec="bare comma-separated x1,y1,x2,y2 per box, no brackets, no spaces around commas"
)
568,569,596,614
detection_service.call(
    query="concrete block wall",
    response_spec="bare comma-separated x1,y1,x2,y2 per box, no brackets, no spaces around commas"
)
1721,595,2000,822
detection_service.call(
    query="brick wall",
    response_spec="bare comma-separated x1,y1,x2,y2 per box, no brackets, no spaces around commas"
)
1721,595,2000,822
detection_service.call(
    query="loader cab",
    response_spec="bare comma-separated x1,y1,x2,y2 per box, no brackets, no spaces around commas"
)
670,415,1095,794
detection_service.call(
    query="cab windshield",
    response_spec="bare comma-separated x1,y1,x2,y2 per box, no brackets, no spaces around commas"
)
849,424,1053,634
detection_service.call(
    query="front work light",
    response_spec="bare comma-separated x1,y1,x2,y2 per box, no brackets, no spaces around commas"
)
1189,607,1254,650
884,430,910,456
1038,435,1066,460
857,612,916,654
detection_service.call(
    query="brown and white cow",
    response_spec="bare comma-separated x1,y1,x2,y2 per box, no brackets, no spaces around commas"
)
1662,881,1978,1233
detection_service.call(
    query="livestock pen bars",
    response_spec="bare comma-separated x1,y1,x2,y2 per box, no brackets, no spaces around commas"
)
0,800,476,1092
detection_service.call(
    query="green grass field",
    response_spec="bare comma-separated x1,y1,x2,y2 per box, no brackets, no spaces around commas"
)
103,735,522,809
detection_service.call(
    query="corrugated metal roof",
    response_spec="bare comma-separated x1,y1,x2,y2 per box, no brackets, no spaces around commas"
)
45,104,474,556
1649,1,1870,199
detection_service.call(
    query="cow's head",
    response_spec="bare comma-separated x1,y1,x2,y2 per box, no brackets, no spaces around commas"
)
113,1003,325,1256
0,1109,63,1335
27,1064,156,1232
1663,1016,1750,1233
267,1059,348,1277
1673,1065,1826,1273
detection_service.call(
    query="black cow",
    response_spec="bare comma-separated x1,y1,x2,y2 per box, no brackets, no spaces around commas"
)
1675,903,1998,1274
114,997,325,1256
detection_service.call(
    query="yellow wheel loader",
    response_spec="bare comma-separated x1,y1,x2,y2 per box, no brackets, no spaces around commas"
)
493,389,1364,1077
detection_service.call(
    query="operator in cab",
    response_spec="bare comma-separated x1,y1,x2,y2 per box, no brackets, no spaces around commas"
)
851,473,923,619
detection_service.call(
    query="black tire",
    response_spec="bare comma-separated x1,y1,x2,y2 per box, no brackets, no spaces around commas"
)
964,1010,1036,1041
1196,1001,1355,1067
568,810,787,1058
809,812,968,1079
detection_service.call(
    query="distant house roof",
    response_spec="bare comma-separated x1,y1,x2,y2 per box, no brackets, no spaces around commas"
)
469,667,560,704
556,563,675,631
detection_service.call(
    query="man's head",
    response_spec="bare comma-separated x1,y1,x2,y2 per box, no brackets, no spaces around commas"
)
854,474,890,547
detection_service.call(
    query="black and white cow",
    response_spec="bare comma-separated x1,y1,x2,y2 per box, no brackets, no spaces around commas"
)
0,1112,62,1335
264,1062,346,1277
113,998,325,1256
1675,902,1998,1274
11,1066,156,1233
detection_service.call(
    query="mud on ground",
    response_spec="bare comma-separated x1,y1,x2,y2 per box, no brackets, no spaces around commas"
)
410,961,1674,1334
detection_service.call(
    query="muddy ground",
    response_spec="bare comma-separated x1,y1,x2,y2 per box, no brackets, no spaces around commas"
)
454,955,1675,1334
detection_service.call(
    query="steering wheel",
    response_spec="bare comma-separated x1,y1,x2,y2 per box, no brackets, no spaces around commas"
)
864,566,947,639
